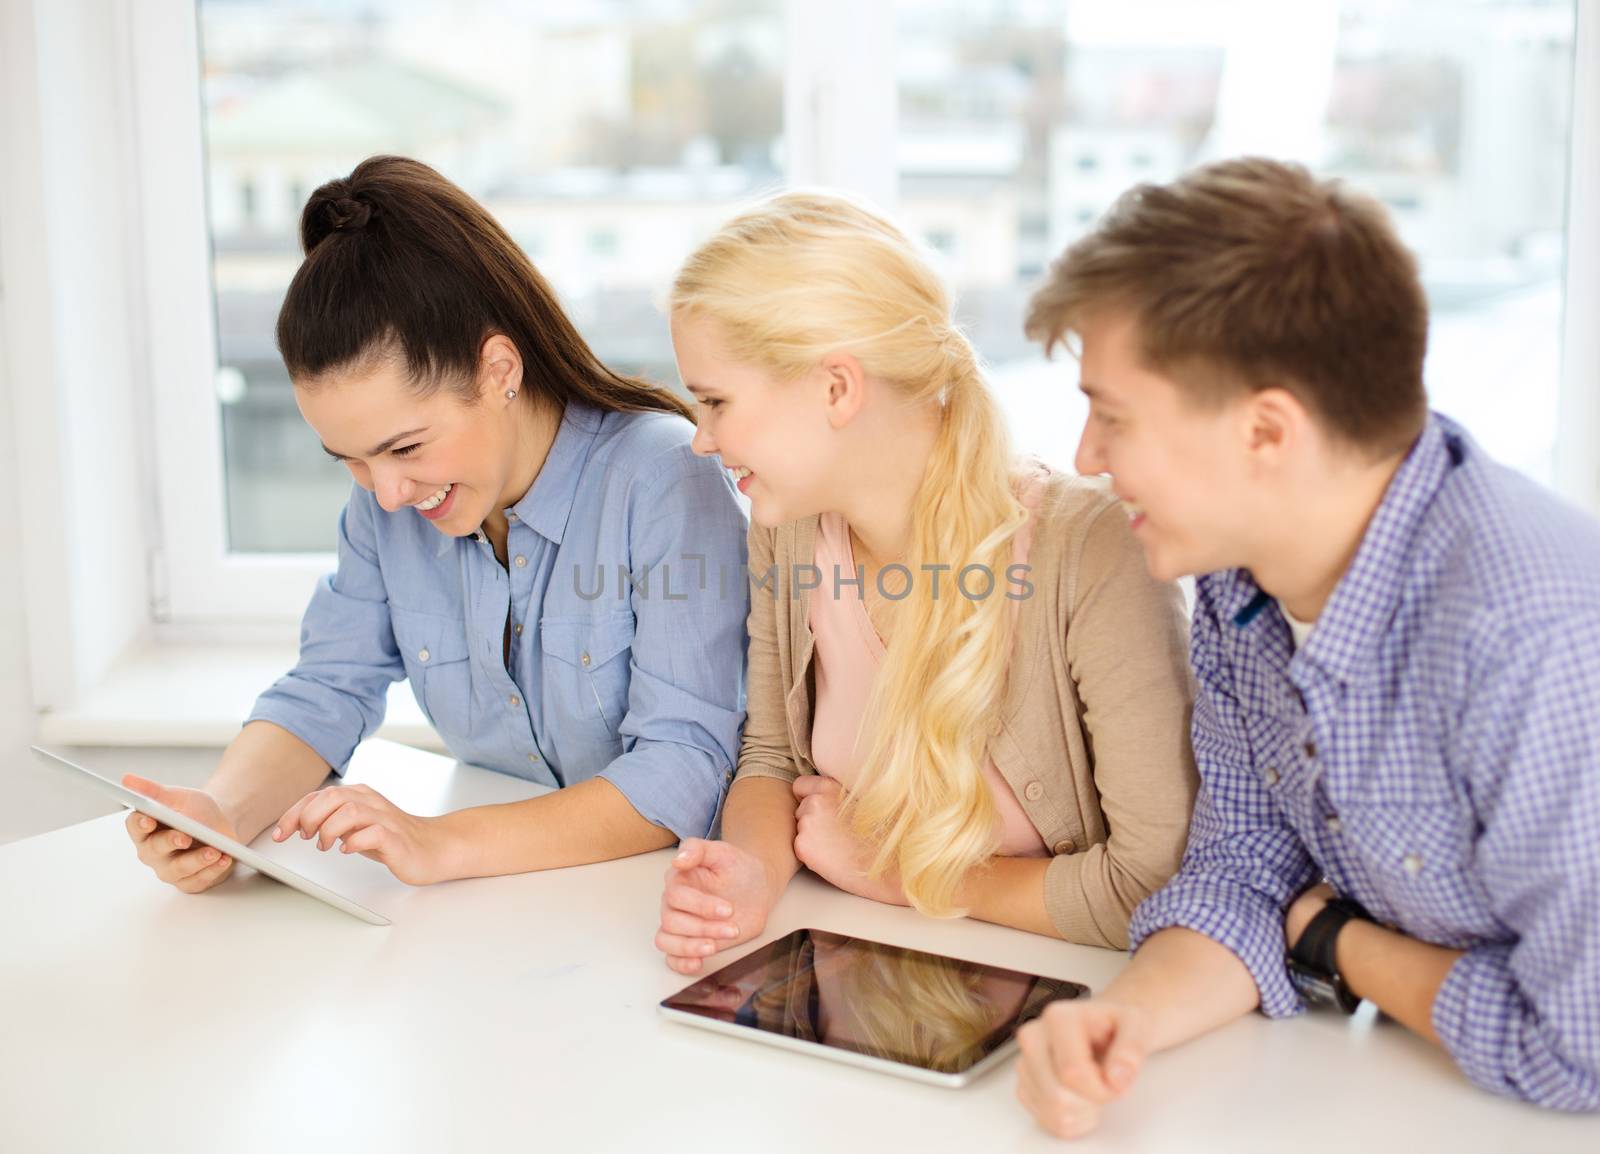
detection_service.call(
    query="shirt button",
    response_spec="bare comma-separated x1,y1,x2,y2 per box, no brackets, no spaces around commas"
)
1023,781,1044,802
514,555,527,568
1303,741,1317,759
417,648,430,663
1325,815,1343,834
527,752,539,764
1263,766,1280,786
509,695,521,708
514,623,524,636
1402,853,1424,876
1053,838,1076,855
580,652,591,667
508,512,519,523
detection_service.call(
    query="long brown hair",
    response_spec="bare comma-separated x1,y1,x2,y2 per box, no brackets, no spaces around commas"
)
276,154,691,420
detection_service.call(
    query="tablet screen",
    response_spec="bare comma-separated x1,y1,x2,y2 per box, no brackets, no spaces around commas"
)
661,928,1088,1075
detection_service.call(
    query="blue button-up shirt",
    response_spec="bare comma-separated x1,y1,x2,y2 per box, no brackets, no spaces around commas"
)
1129,413,1600,1110
249,402,749,840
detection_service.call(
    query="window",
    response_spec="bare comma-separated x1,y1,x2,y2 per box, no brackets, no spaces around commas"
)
197,0,784,556
130,0,1588,622
896,0,1578,480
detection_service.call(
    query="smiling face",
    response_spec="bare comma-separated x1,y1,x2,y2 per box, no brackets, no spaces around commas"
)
671,311,842,528
294,343,527,536
1072,309,1260,581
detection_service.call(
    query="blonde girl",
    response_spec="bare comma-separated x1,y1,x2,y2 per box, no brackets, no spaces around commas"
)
655,192,1197,973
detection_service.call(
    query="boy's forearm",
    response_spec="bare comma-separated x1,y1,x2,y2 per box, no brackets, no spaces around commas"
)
1335,921,1460,1044
1098,927,1262,1053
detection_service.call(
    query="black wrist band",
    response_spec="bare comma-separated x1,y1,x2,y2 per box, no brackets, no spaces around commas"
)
1288,896,1373,1014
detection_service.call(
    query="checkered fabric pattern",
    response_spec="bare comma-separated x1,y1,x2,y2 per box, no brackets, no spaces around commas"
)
1130,414,1600,1111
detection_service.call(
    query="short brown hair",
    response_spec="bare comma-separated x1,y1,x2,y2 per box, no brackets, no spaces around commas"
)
1026,157,1429,454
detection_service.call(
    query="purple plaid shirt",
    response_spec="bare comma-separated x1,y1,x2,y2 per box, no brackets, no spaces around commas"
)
1129,413,1600,1111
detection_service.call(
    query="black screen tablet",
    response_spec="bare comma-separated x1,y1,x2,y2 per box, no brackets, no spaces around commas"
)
659,928,1089,1087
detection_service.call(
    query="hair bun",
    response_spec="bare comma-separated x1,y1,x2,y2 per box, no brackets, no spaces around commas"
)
326,196,373,231
300,186,377,253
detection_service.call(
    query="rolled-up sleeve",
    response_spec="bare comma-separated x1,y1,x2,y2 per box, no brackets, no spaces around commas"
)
597,448,748,840
1128,578,1318,1016
247,488,404,772
733,520,804,786
1430,622,1600,1110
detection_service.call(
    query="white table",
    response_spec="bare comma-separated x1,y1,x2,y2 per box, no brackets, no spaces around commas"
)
3,740,1595,1154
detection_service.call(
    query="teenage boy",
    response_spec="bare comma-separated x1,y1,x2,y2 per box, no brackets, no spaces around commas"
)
1014,157,1600,1138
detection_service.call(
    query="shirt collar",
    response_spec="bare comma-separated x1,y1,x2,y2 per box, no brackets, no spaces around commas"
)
1227,413,1461,685
434,401,604,556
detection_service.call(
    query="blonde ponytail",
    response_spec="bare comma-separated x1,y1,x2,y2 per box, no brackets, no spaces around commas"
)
672,192,1025,916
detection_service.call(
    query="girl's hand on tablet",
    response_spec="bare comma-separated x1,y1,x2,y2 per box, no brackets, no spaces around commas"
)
791,776,907,907
121,775,239,894
272,783,447,886
656,839,776,975
1015,999,1150,1140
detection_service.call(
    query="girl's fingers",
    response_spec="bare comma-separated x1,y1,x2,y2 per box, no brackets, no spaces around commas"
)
663,884,734,920
125,811,159,845
339,825,389,856
660,909,740,940
290,789,355,841
654,929,719,960
313,801,372,852
272,793,316,841
168,844,225,882
174,854,233,894
671,838,710,872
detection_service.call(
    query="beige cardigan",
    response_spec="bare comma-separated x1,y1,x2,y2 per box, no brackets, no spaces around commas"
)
735,471,1198,949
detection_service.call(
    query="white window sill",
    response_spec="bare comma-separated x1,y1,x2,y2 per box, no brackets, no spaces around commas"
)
36,636,444,753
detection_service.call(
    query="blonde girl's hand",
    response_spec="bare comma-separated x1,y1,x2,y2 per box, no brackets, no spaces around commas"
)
791,775,907,907
655,838,777,975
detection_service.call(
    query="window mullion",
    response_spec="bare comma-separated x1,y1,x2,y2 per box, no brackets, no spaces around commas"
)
1557,0,1600,515
784,0,899,205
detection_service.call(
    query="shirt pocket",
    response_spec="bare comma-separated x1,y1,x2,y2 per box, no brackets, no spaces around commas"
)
389,606,475,737
540,612,637,736
1336,796,1485,945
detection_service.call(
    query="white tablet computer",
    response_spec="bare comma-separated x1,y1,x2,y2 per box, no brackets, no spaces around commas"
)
660,928,1088,1088
32,746,390,926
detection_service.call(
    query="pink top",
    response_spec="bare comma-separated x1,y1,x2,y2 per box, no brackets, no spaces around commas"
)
808,464,1052,858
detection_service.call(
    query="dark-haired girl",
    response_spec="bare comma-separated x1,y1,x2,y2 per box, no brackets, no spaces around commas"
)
122,156,747,889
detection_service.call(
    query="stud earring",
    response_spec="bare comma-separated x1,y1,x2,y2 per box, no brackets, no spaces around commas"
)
505,389,518,400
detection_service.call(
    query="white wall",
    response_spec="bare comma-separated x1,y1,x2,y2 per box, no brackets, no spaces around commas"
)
0,0,153,713
0,251,43,840
1,0,158,838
